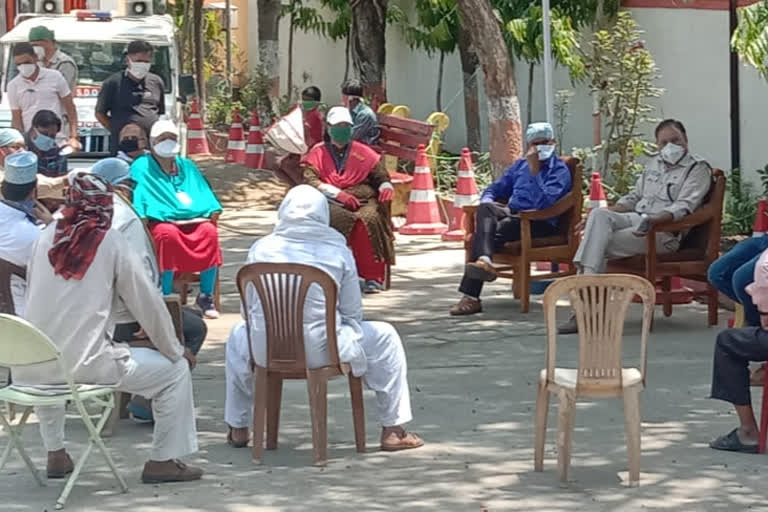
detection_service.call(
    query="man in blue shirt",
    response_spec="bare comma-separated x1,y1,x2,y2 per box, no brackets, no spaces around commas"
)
341,79,380,146
449,122,572,316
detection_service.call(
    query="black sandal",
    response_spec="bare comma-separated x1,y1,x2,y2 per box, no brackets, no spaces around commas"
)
709,428,758,454
227,427,249,448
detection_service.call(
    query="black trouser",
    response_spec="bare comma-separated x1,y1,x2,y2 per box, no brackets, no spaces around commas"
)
459,202,558,299
710,327,768,406
113,306,208,356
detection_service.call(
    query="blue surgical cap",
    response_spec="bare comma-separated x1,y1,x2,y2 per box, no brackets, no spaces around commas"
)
525,122,554,143
0,128,24,148
90,158,131,185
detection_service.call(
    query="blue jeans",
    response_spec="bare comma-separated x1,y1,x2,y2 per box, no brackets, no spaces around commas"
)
708,236,768,326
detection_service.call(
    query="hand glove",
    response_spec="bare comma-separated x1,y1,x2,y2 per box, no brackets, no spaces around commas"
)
378,186,394,202
337,191,361,211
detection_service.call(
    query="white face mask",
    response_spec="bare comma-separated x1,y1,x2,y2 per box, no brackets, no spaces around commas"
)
33,46,46,61
661,142,686,165
18,63,37,78
154,139,180,158
536,144,556,161
128,60,151,80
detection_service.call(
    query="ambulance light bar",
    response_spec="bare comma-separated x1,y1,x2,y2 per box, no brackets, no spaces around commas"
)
75,11,112,21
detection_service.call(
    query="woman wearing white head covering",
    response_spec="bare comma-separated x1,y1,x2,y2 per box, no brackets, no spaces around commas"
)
224,185,424,451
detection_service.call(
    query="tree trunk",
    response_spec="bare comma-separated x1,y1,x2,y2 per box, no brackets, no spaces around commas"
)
457,0,522,179
194,0,206,119
344,33,351,82
258,0,282,98
526,62,535,127
350,0,388,109
287,15,295,98
436,51,445,112
457,24,481,153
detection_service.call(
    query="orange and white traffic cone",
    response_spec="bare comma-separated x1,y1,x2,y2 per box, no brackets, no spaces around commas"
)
400,144,448,235
225,108,246,164
244,109,265,169
187,98,209,156
754,199,768,237
587,172,607,213
442,148,479,241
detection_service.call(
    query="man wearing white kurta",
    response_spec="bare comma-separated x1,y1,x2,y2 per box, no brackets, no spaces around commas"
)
225,185,423,451
14,173,203,483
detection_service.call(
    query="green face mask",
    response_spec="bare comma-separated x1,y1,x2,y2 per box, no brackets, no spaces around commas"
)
329,125,353,145
301,100,319,111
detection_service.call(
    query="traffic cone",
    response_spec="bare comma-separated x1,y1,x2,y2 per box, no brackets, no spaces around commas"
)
244,109,265,169
225,108,246,164
754,199,768,237
442,148,479,241
400,145,448,235
187,98,209,155
588,172,607,213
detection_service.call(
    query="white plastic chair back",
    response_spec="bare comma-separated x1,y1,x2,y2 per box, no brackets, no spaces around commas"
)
0,314,59,368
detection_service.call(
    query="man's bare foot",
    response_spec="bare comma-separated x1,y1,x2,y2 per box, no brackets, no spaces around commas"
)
141,459,203,483
227,426,249,448
380,426,424,452
47,449,74,479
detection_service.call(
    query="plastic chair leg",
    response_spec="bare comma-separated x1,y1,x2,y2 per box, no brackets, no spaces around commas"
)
266,377,283,450
251,366,268,464
759,360,768,454
556,389,576,485
306,371,329,466
349,375,366,453
623,387,642,486
534,380,550,472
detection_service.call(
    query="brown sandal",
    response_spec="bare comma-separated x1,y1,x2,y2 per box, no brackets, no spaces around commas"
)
381,431,425,452
227,427,249,448
450,296,482,316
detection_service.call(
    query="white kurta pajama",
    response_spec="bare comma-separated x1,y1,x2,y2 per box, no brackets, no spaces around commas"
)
15,226,198,461
224,186,413,429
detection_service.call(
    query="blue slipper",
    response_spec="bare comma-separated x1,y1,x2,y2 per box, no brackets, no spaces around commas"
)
709,428,758,454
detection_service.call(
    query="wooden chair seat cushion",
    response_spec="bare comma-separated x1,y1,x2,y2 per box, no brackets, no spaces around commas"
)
540,367,642,391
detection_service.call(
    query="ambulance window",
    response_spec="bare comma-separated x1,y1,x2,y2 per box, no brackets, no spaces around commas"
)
5,42,172,93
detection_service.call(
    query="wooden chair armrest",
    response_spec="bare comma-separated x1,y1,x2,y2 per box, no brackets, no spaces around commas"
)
519,193,575,221
163,294,184,346
649,207,715,234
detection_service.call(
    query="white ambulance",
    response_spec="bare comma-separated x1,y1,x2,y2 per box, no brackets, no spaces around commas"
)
0,0,194,163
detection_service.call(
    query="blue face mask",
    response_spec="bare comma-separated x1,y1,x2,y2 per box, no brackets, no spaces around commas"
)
33,133,57,152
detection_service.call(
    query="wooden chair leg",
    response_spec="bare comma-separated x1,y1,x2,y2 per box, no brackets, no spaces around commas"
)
252,366,268,464
118,392,131,419
623,387,642,487
512,277,521,299
179,282,188,306
708,284,719,327
519,263,531,314
306,370,329,466
349,375,366,453
534,380,550,472
758,360,768,454
556,389,576,485
103,391,128,437
266,377,283,450
662,277,672,318
214,271,222,311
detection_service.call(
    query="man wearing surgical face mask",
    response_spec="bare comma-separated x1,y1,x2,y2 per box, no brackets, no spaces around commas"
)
558,118,713,334
25,109,68,177
29,25,78,92
96,40,166,155
450,122,572,316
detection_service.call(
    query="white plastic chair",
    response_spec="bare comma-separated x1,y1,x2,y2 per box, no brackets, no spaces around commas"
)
0,314,128,509
534,274,655,487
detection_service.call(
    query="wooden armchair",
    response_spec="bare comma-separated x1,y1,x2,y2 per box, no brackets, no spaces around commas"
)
174,211,223,310
605,169,725,326
462,157,583,313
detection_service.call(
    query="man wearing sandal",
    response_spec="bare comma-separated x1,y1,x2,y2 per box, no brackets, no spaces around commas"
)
224,186,423,452
709,248,768,454
449,122,571,316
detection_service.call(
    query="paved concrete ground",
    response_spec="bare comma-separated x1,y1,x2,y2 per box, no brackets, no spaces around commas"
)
3,201,768,511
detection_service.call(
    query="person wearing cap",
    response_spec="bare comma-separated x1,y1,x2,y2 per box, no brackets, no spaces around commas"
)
0,151,53,317
16,172,203,483
130,119,222,318
301,106,394,294
90,157,208,422
708,248,768,454
7,43,81,152
0,127,68,201
29,25,78,91
557,119,712,334
449,122,571,316
341,79,380,146
96,40,166,155
0,128,26,169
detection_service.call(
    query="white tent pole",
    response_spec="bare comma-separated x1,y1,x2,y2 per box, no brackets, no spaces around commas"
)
542,0,554,124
